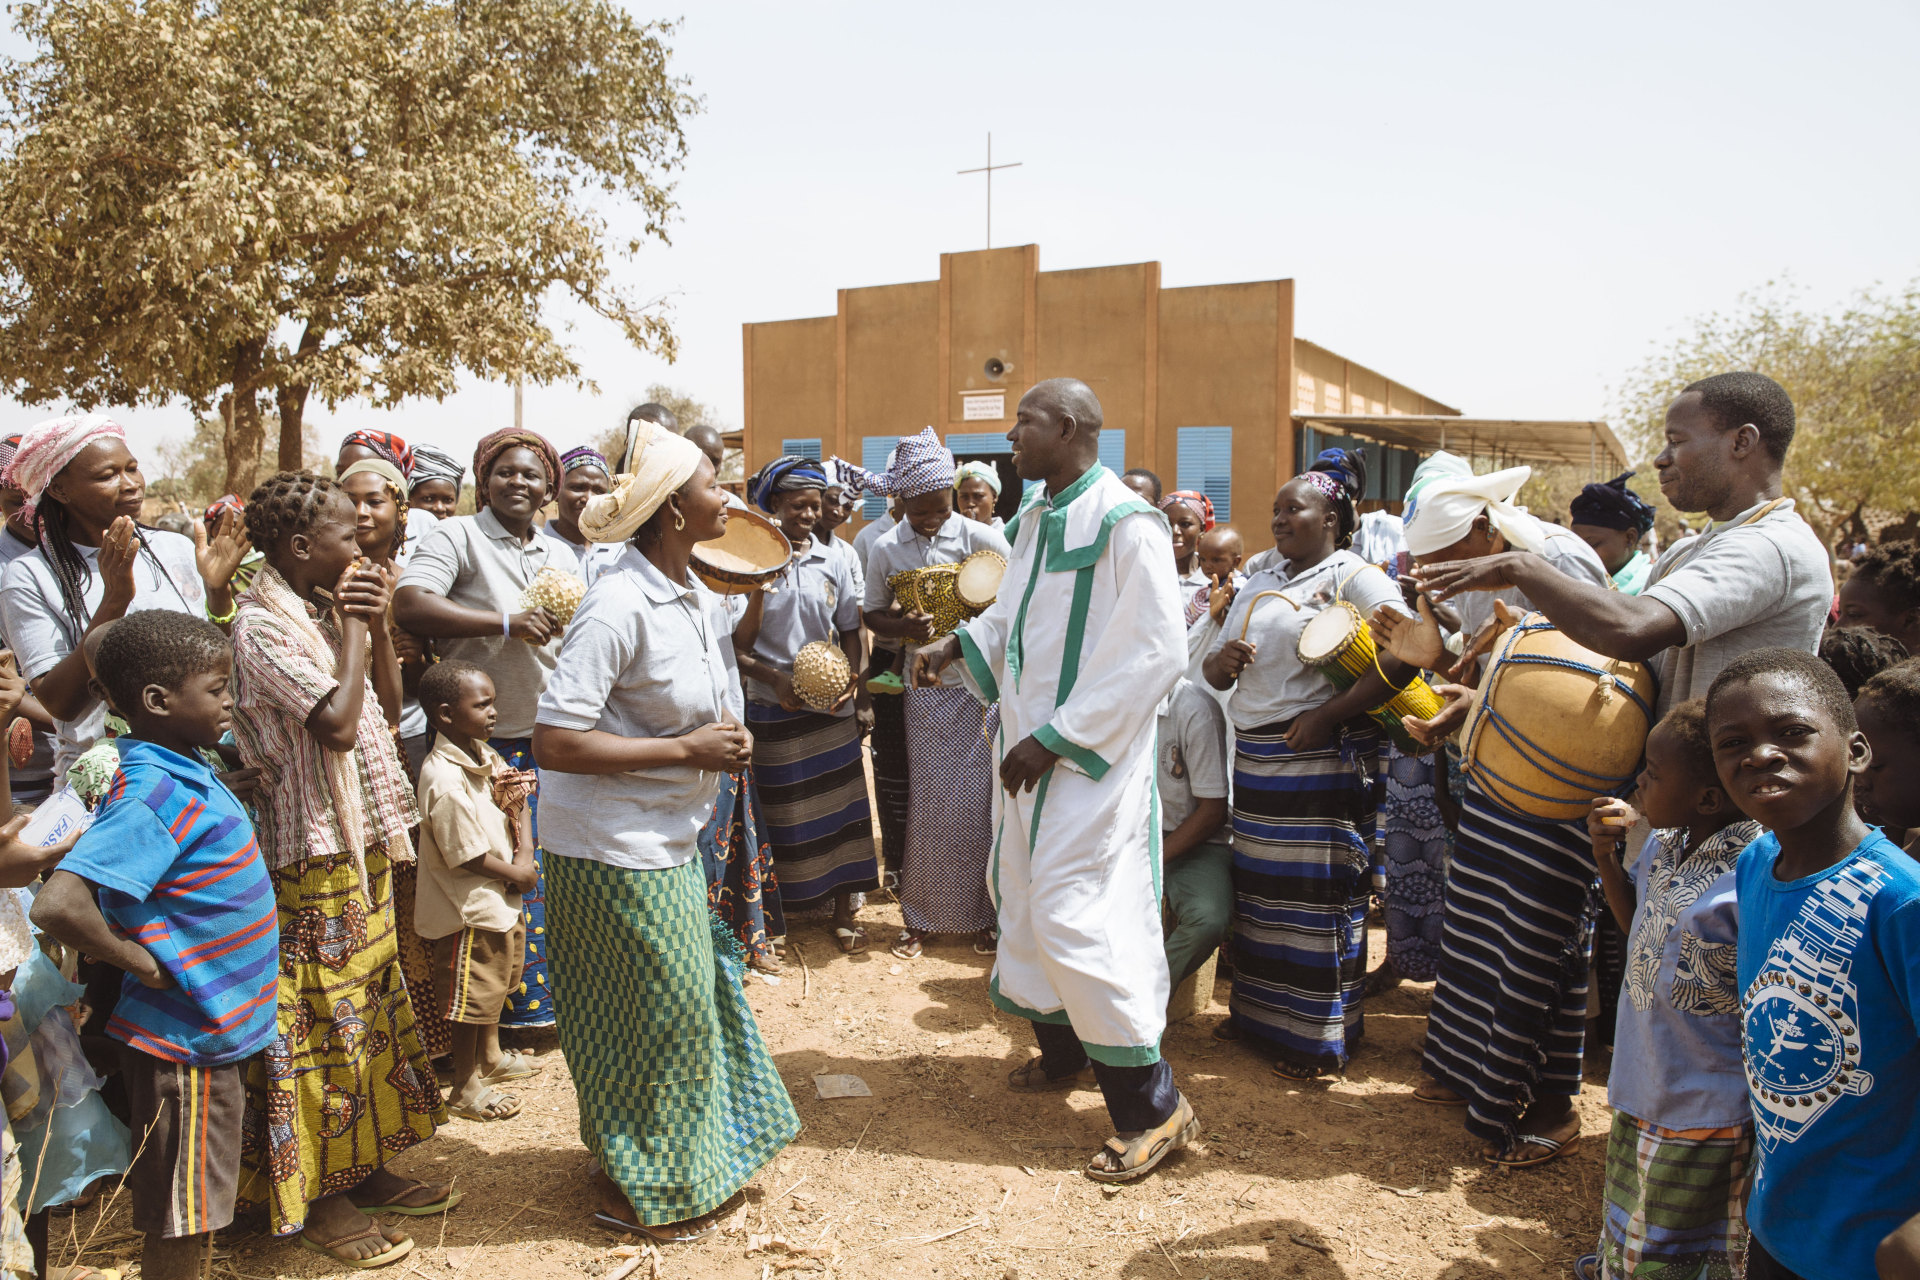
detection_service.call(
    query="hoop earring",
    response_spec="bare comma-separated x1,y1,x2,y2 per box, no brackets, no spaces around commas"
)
673,505,686,532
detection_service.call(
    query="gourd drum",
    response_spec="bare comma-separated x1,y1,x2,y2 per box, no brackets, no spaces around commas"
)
1461,612,1657,823
692,507,793,595
1294,600,1446,755
791,640,852,711
519,566,587,629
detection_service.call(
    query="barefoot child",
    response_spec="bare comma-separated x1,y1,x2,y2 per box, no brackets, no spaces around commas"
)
31,610,279,1280
413,661,538,1122
1579,699,1761,1280
1707,648,1920,1280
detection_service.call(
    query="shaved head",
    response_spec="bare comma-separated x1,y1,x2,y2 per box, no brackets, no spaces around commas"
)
1199,527,1242,558
629,401,679,434
1026,378,1104,434
683,423,724,469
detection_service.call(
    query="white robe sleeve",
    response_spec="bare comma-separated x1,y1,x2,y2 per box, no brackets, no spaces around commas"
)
954,583,1014,705
1032,513,1185,780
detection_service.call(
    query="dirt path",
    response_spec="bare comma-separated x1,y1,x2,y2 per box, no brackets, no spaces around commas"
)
56,899,1610,1280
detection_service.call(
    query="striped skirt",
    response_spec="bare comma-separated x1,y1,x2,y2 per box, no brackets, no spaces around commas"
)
1379,744,1450,982
545,854,800,1223
1597,1112,1750,1280
901,686,998,936
1420,778,1600,1146
744,704,878,912
1227,720,1378,1072
490,737,555,1028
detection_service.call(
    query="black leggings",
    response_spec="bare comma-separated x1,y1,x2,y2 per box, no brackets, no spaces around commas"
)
1748,1234,1808,1280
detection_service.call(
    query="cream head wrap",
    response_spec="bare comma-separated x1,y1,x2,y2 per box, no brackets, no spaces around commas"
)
579,418,704,544
1401,458,1546,557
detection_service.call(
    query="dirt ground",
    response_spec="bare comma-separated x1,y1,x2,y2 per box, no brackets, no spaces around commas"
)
52,899,1616,1280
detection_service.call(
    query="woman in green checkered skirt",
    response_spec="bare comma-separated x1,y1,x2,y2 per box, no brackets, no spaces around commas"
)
530,421,799,1241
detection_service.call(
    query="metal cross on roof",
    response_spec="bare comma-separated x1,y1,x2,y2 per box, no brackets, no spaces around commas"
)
957,132,1022,250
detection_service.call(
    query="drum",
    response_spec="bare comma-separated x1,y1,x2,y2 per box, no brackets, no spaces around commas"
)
1294,600,1446,755
1461,612,1657,823
693,507,793,595
791,640,852,712
955,550,1006,612
888,563,970,638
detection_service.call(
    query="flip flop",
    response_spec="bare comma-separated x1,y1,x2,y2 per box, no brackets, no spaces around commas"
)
1573,1255,1600,1280
1211,1020,1240,1043
449,1086,521,1122
973,929,998,954
301,1224,415,1269
890,931,924,960
1271,1059,1324,1082
480,1050,539,1084
354,1184,466,1216
835,926,868,954
1485,1132,1580,1169
592,1210,719,1244
1412,1084,1467,1107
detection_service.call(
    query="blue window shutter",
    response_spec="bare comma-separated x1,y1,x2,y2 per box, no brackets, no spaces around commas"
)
859,435,897,519
780,437,822,461
1097,429,1126,477
1177,426,1233,523
945,431,1013,456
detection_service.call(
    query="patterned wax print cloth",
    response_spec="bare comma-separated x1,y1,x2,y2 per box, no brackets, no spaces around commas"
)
697,767,786,966
235,843,446,1235
490,737,555,1027
544,853,800,1223
740,706,876,913
899,686,998,935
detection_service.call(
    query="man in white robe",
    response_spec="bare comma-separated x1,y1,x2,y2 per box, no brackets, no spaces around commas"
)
917,378,1198,1183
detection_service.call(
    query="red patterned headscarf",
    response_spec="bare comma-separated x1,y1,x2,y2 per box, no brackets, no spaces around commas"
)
1160,490,1215,531
338,429,413,479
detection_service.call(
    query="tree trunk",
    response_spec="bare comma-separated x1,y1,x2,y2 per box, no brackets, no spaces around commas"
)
276,322,322,472
223,337,269,498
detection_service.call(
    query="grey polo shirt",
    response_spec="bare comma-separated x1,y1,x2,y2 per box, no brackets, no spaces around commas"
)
745,537,862,716
397,507,558,738
534,546,736,871
1641,498,1832,716
1158,678,1229,839
863,513,1012,689
0,529,205,780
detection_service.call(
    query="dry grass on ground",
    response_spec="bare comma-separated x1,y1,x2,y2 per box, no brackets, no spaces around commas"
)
52,900,1612,1280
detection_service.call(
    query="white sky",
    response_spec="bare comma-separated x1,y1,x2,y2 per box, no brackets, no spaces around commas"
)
5,0,1917,467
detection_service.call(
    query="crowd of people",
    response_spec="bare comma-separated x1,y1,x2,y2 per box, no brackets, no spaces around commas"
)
0,370,1909,1280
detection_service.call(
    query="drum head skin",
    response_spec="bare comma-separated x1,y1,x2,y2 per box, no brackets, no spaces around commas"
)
694,509,792,594
955,551,1006,609
1296,601,1360,664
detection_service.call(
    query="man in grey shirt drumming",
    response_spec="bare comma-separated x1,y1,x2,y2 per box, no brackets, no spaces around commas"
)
1412,371,1831,718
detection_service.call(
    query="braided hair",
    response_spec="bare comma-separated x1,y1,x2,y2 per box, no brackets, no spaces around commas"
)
1307,448,1369,550
244,471,350,553
1819,626,1910,700
31,495,181,645
1848,539,1920,617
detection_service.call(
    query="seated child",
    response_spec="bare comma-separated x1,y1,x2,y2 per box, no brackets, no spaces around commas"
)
1706,647,1920,1280
1579,699,1762,1280
412,661,537,1122
1158,677,1233,991
30,611,278,1280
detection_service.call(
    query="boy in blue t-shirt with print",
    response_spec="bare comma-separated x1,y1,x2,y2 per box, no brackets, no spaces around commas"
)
1704,648,1920,1280
33,611,278,1280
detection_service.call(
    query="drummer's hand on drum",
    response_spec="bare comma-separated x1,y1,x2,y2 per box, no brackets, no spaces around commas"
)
910,635,961,688
507,607,562,645
1411,552,1523,602
1000,734,1061,795
1369,596,1446,672
1447,599,1522,682
1400,682,1473,749
903,610,937,644
683,721,751,771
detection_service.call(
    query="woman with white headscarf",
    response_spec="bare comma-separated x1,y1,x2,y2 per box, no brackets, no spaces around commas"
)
1370,452,1613,1169
532,420,798,1242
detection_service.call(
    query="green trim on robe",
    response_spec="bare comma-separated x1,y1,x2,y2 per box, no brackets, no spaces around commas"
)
957,628,1000,703
1033,724,1109,781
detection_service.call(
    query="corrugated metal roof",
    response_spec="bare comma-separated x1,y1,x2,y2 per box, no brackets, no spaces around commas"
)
1295,414,1629,474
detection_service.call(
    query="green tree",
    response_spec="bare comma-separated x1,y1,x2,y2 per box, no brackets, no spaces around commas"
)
0,0,697,497
593,382,727,462
148,416,329,510
1612,282,1920,547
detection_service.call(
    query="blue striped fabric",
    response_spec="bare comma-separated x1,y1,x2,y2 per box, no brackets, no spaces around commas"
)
1420,780,1598,1147
60,740,279,1066
1226,721,1378,1072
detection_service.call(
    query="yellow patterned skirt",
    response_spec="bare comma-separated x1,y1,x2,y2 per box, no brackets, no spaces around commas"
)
236,844,447,1236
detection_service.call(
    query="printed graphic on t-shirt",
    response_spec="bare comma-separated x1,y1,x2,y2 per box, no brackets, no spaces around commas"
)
1628,838,1737,1014
1165,743,1188,781
1742,858,1886,1153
